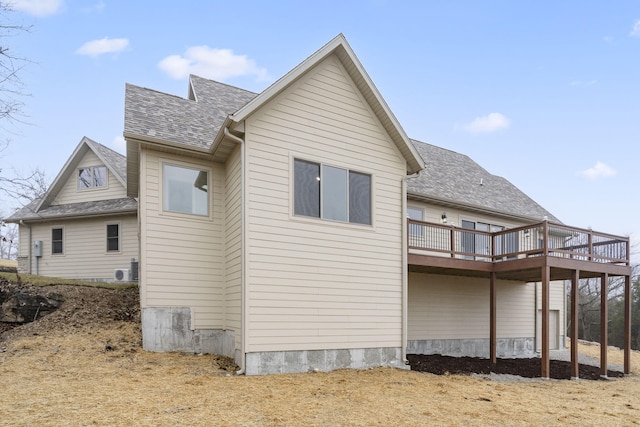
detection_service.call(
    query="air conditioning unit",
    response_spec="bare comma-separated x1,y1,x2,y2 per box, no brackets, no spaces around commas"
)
114,268,130,282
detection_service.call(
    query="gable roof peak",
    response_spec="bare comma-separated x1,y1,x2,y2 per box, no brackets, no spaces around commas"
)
215,33,424,173
34,136,127,212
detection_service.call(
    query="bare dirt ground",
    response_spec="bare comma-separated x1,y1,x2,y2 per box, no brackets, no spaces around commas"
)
408,354,625,380
1,280,640,426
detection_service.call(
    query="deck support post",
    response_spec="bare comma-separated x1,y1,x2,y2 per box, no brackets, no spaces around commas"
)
570,269,580,379
600,273,609,378
624,274,631,374
490,271,497,365
541,265,550,379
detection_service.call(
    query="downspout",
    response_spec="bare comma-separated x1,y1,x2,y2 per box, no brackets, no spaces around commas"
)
225,128,247,375
401,171,420,364
20,220,32,274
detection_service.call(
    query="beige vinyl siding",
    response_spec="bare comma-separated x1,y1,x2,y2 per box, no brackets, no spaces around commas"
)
407,200,566,344
407,201,525,230
25,215,137,280
224,145,242,348
535,280,566,349
139,148,225,329
18,225,28,257
407,201,527,258
244,54,406,353
408,272,535,340
53,151,126,205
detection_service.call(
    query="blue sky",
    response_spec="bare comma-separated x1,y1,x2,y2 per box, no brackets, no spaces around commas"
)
2,0,639,258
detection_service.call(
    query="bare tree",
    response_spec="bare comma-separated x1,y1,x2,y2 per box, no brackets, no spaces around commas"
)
0,217,17,259
0,1,30,127
0,2,43,211
566,266,624,341
0,167,47,204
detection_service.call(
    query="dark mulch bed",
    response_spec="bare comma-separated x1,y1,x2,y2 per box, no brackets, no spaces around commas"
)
408,354,625,380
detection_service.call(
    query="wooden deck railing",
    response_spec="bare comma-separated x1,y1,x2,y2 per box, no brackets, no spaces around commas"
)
408,219,630,266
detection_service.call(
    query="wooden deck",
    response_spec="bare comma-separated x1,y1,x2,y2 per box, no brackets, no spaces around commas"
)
407,219,633,378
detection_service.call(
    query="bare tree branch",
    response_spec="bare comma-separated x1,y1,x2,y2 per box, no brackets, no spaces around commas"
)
0,167,47,204
0,1,31,127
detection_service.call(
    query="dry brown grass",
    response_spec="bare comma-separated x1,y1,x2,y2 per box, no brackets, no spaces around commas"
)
1,323,640,426
0,259,17,268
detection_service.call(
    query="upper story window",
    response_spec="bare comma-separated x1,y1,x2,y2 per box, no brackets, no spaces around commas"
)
52,227,63,255
163,164,209,216
294,159,371,225
78,166,107,190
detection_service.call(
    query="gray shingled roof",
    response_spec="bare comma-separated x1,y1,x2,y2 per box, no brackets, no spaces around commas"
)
123,72,556,223
124,76,257,149
6,197,137,222
88,139,127,183
5,138,137,223
408,140,560,222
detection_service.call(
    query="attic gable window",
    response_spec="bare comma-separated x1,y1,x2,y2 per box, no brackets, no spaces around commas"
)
78,166,107,190
294,159,371,225
163,164,209,216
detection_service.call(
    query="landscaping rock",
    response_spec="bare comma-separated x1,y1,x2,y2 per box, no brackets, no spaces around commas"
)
0,287,64,323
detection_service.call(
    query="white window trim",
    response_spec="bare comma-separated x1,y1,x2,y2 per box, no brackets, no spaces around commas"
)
106,222,121,254
51,226,64,256
159,159,213,220
77,165,109,191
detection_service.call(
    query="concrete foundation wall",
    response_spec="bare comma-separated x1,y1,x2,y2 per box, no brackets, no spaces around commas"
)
142,307,235,359
245,347,405,376
407,338,536,359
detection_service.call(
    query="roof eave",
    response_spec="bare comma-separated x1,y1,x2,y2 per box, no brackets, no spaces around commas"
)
229,34,425,174
84,139,127,188
407,192,561,224
10,208,138,224
124,132,215,196
34,137,92,212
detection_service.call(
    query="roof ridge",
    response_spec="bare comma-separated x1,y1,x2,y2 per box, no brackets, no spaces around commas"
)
125,83,191,102
189,74,258,97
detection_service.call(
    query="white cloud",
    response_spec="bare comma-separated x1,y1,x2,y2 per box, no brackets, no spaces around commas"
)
569,80,597,87
158,46,269,82
75,37,129,57
603,35,614,43
630,19,640,37
579,161,617,180
9,0,63,16
464,112,510,134
111,136,126,154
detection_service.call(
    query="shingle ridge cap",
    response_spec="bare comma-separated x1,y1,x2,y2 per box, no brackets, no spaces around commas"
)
189,74,259,97
126,82,191,102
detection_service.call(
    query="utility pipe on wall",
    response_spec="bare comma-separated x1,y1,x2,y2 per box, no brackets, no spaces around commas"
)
224,127,247,375
401,171,420,364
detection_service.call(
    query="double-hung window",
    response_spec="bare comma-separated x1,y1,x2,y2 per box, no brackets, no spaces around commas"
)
78,166,107,189
52,228,63,255
163,164,209,216
106,224,119,252
294,159,371,225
